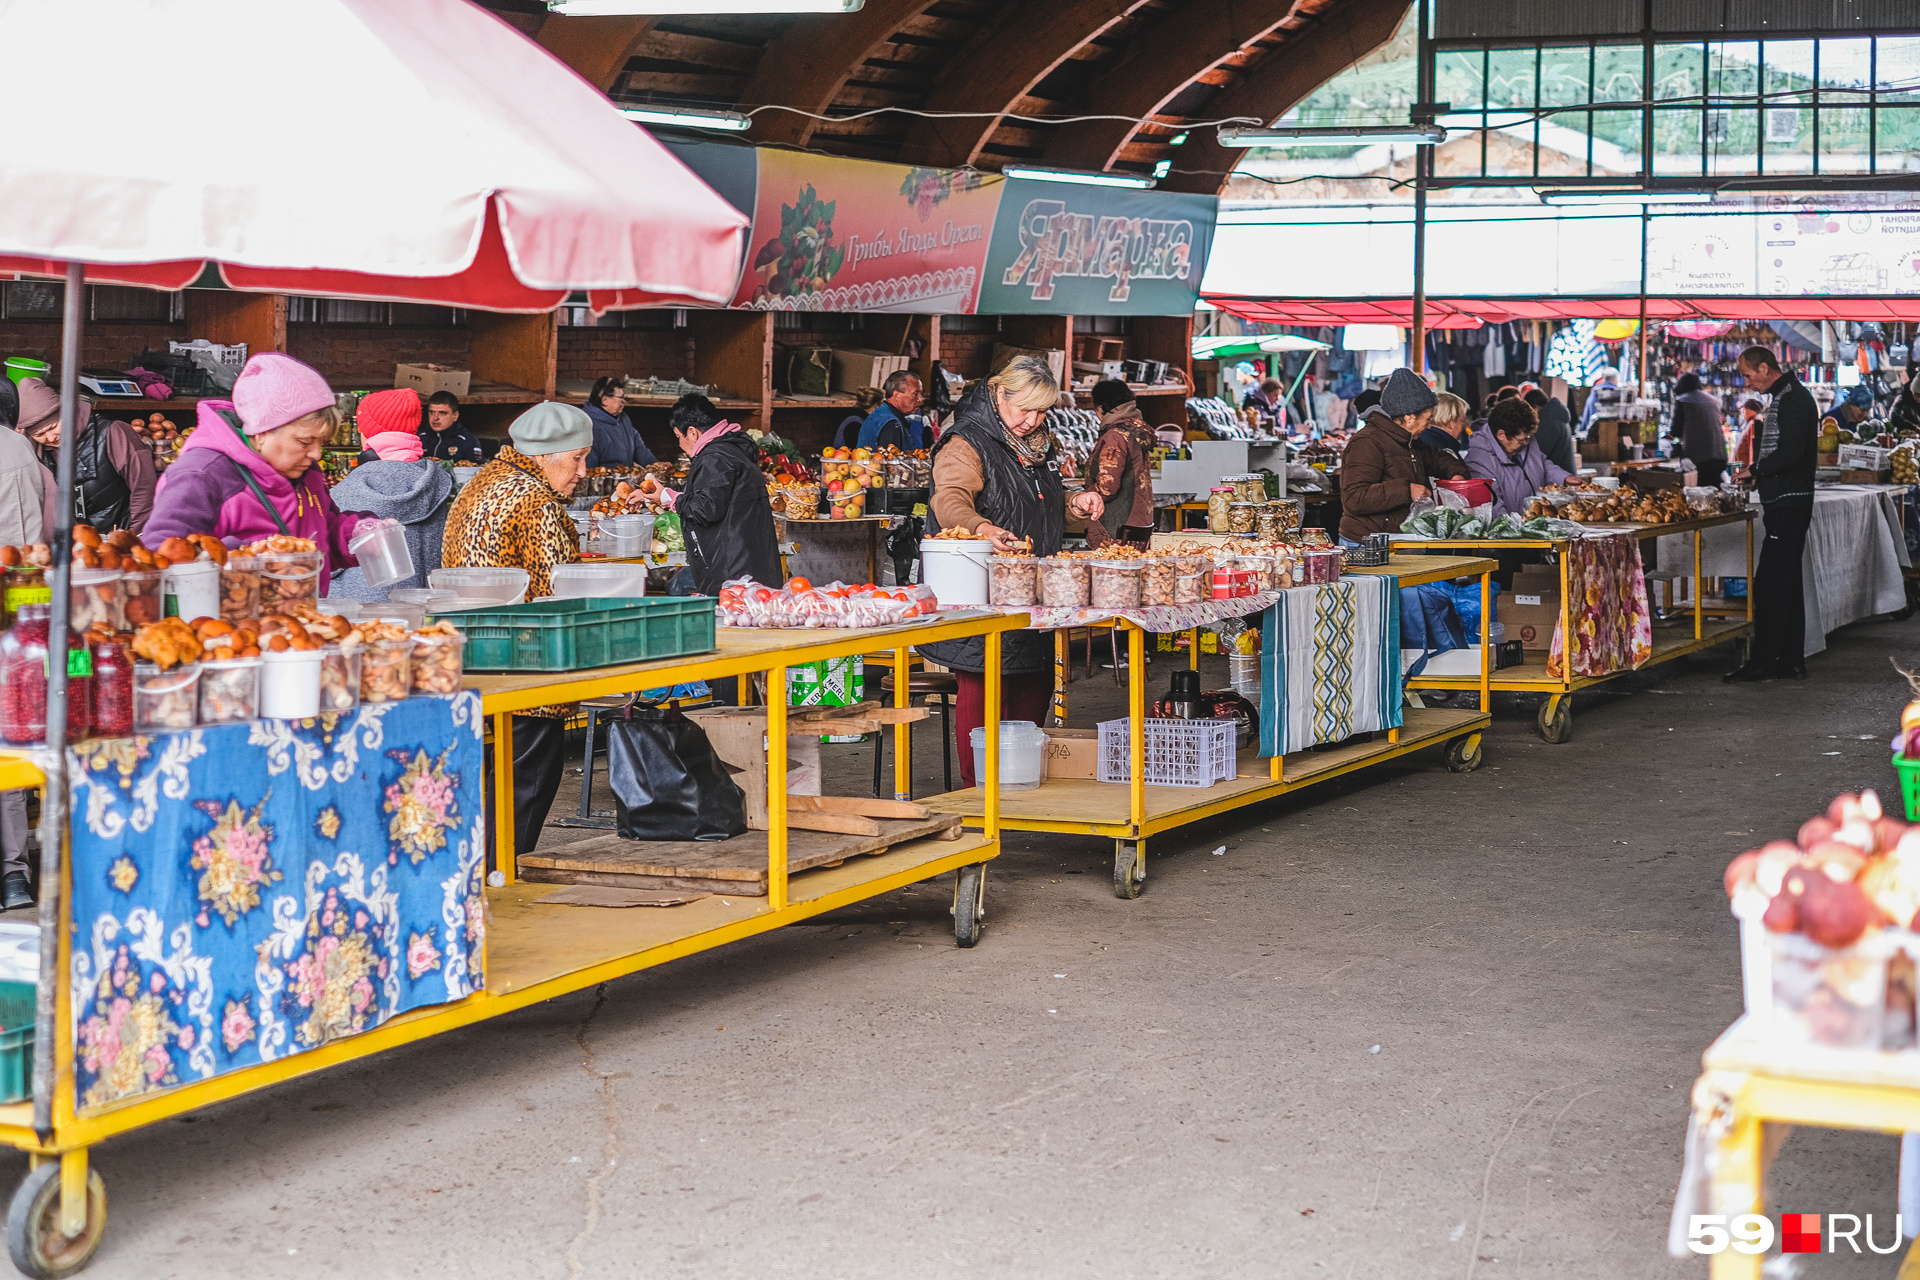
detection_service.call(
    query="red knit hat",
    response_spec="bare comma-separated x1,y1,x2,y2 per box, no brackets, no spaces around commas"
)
355,388,422,437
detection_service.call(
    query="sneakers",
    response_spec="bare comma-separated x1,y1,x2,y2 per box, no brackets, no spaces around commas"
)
2,873,30,910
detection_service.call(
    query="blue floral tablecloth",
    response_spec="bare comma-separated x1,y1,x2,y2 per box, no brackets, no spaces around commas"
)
66,691,487,1114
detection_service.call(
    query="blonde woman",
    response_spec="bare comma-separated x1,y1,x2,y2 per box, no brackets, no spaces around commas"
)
1417,391,1471,459
924,356,1103,787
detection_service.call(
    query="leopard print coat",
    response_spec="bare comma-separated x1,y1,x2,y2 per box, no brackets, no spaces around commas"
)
442,446,580,718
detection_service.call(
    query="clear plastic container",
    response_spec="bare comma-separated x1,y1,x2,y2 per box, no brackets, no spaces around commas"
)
315,599,362,623
258,649,321,719
969,720,1048,791
120,567,165,627
220,556,262,624
1171,555,1207,604
570,511,600,556
68,568,124,633
1767,929,1907,1050
0,604,50,744
259,550,323,611
410,629,465,695
1089,560,1145,609
550,562,649,599
198,656,262,724
1036,557,1090,607
346,517,415,590
1140,556,1177,606
387,587,460,611
359,637,415,704
428,567,528,606
987,555,1039,607
319,644,362,713
133,662,200,733
603,513,654,559
777,482,820,521
1228,652,1261,701
161,559,220,622
369,600,426,630
1237,554,1281,594
1303,547,1343,585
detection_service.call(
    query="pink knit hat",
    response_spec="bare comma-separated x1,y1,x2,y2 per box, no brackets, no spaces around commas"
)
366,430,424,462
231,352,336,436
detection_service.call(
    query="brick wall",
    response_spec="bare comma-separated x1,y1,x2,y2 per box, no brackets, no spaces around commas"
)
287,326,472,388
938,329,997,380
555,328,693,389
0,321,194,375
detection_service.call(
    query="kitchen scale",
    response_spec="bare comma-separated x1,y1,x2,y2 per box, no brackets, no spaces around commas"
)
78,373,144,397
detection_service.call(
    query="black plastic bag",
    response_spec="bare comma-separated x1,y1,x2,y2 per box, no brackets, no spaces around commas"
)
607,706,747,842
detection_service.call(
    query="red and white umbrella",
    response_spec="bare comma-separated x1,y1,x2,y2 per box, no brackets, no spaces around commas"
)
0,0,748,309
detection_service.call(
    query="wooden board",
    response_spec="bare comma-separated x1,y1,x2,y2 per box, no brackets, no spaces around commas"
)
537,886,709,908
517,812,964,896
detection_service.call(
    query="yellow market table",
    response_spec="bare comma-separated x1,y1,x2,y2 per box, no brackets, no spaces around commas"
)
1687,1019,1920,1278
0,607,1024,1272
923,554,1497,898
1406,511,1755,742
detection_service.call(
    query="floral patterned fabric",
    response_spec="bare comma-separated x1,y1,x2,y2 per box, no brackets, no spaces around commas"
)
68,692,486,1115
1546,532,1653,678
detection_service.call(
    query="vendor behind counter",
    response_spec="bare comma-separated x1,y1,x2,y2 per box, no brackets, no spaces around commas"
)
923,357,1104,788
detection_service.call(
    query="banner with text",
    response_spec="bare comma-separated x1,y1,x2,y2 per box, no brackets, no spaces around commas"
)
975,179,1217,316
730,150,1002,313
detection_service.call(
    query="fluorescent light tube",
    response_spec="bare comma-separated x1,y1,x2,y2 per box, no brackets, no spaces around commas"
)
554,0,860,12
1536,189,1715,205
1217,125,1445,148
620,105,751,131
1001,164,1157,189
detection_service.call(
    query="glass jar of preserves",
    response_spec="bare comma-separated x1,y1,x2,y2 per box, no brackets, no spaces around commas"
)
0,604,50,744
1228,502,1258,534
1206,487,1235,533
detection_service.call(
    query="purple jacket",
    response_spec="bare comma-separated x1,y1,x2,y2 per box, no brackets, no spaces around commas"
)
1465,427,1570,517
144,401,368,579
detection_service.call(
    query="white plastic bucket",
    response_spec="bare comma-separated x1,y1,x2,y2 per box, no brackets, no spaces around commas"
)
161,559,220,621
259,649,322,719
970,720,1047,790
921,538,991,607
551,562,649,599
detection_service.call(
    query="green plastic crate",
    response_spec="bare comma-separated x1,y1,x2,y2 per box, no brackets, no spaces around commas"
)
0,980,35,1104
428,596,716,672
1897,754,1920,822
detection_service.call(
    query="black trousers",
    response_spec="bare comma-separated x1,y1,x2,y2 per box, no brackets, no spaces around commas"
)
1753,497,1812,669
484,714,568,864
1694,460,1726,487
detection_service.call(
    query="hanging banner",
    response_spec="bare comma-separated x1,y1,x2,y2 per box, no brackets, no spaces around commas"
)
730,150,1002,312
975,179,1217,316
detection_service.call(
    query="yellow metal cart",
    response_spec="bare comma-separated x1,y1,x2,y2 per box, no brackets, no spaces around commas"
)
923,554,1497,899
0,609,1023,1275
1408,511,1755,743
1687,1021,1920,1278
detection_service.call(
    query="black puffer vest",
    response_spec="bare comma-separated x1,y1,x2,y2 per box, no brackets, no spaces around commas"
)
920,384,1064,676
70,414,130,531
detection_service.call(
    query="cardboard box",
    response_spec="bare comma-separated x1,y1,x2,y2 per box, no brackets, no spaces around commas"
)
830,348,911,394
1840,467,1892,484
789,655,865,742
394,363,470,398
1501,566,1563,650
1042,728,1100,780
990,342,1067,383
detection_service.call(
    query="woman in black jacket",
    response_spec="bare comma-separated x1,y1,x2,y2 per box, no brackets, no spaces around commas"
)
664,394,780,595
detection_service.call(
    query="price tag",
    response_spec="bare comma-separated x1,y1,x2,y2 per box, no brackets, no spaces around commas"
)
2,586,50,613
41,648,93,679
911,503,928,517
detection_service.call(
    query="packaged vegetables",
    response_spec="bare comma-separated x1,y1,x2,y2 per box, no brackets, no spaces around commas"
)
717,578,938,629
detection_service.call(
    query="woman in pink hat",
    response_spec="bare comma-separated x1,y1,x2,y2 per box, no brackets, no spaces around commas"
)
327,389,451,601
143,352,373,579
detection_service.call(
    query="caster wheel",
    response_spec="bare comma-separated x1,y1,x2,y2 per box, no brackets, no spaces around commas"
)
952,864,983,948
1445,736,1484,773
8,1164,106,1279
1537,699,1573,744
1113,844,1143,900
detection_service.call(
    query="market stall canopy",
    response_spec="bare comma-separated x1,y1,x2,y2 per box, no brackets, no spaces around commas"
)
1205,294,1920,327
1191,334,1332,362
0,0,748,312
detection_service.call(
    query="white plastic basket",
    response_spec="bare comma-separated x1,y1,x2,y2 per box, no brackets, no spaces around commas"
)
169,339,248,367
1096,718,1235,788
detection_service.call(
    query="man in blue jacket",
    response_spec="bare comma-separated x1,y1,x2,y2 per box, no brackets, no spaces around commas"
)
1725,346,1817,683
420,391,485,463
856,370,929,450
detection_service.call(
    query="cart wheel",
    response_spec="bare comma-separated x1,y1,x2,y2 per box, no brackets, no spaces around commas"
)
1113,842,1144,900
1445,734,1484,773
1536,698,1573,744
7,1164,106,1279
952,864,984,948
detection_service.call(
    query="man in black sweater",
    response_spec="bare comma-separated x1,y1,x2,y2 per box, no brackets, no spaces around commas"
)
1725,346,1816,682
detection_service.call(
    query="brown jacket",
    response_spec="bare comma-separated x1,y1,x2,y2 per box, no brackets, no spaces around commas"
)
1337,410,1469,541
1086,404,1155,547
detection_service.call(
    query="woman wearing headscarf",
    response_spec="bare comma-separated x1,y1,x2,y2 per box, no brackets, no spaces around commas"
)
143,353,371,578
922,357,1104,787
327,390,452,601
1669,372,1728,486
582,376,656,470
442,401,594,857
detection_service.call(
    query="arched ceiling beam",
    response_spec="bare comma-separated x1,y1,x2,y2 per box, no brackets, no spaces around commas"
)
898,0,1153,170
737,0,938,149
1160,0,1411,195
1042,0,1314,173
536,15,660,92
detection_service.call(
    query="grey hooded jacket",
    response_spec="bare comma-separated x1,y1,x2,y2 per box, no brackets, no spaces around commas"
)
326,460,453,601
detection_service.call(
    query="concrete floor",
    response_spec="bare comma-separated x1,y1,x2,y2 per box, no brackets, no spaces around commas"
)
38,615,1920,1278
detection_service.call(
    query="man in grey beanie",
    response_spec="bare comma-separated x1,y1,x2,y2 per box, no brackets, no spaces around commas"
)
1338,367,1468,542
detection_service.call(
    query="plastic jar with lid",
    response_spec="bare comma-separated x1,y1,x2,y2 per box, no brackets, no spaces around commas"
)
1227,502,1258,534
133,663,200,733
1140,556,1177,606
91,639,134,737
1170,555,1207,604
220,556,263,624
410,629,465,695
121,567,165,627
259,550,323,610
360,637,415,704
0,604,49,744
259,649,322,719
198,656,263,724
987,555,1038,607
1036,557,1090,607
68,568,123,633
1089,560,1145,609
1206,487,1234,533
1,566,47,629
319,644,362,713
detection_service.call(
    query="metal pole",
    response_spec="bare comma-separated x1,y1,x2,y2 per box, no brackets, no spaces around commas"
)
33,261,81,1138
1410,0,1431,375
1638,206,1650,396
